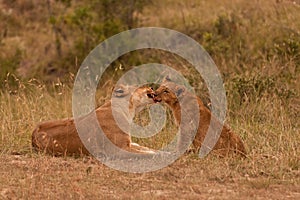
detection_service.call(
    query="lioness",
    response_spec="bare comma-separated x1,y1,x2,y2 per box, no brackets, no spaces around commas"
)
32,85,156,156
154,77,247,157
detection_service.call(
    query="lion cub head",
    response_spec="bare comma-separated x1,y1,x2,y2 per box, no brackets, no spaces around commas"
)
153,77,186,107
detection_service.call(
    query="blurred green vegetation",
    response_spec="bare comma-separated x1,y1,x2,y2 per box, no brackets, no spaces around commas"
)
0,0,151,84
0,0,299,109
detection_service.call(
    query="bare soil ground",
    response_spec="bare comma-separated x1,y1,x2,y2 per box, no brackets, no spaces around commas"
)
1,153,299,200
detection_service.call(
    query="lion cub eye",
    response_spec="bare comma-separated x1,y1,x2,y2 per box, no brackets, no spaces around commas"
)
163,90,169,94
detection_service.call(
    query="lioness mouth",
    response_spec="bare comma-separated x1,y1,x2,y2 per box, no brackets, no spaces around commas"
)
147,93,154,98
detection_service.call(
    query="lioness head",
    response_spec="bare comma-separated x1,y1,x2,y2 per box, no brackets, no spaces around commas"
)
112,84,155,114
130,86,155,113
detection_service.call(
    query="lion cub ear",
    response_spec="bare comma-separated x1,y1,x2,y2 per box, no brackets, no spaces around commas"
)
162,75,172,83
175,85,186,97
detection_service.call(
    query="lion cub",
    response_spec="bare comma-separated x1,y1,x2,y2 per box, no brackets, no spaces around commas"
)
32,85,156,156
154,77,247,157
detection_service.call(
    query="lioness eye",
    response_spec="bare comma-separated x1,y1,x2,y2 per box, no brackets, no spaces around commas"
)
163,90,169,94
115,89,124,93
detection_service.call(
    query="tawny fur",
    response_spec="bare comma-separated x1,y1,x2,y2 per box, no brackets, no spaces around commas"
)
32,85,155,156
154,79,247,157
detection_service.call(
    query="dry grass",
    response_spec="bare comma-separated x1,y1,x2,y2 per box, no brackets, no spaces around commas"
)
0,0,300,199
0,69,299,199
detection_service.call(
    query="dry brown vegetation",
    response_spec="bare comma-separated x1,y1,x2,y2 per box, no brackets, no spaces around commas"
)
0,0,299,199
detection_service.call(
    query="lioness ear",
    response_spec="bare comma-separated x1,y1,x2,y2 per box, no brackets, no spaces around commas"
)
175,86,185,97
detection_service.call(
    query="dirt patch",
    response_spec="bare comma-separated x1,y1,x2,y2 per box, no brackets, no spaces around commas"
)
0,154,299,199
